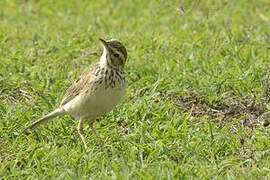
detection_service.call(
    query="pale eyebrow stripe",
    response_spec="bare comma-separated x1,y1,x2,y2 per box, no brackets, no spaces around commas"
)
108,43,127,58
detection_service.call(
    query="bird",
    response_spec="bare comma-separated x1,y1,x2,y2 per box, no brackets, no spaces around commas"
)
26,38,128,149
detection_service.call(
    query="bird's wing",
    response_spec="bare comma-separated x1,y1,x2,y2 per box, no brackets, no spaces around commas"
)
60,64,99,106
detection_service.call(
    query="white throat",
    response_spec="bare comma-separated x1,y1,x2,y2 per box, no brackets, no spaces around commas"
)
99,47,108,67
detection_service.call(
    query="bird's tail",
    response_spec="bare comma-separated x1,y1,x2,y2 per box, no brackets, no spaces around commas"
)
26,108,66,130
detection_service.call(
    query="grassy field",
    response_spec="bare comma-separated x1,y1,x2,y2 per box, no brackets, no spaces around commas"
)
0,0,270,179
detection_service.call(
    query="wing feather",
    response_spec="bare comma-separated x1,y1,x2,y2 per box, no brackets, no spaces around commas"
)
60,64,99,106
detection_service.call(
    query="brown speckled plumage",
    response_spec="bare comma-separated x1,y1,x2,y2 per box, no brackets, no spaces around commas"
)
26,38,128,149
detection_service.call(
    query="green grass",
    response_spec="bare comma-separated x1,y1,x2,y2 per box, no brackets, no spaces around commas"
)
1,0,270,179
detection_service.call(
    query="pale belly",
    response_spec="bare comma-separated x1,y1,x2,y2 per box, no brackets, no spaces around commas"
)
63,86,126,120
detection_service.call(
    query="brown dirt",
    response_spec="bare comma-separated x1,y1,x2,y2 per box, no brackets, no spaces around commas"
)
162,91,267,128
0,88,33,103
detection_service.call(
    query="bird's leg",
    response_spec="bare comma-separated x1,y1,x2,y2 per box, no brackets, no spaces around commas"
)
77,117,87,149
88,120,99,139
88,120,103,146
88,119,104,146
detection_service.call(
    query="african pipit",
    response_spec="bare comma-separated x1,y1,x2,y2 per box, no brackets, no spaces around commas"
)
26,38,128,149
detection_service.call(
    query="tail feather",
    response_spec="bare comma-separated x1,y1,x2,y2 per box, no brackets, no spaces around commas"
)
27,108,66,130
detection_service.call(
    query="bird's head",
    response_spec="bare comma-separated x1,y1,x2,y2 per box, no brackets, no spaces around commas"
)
99,38,127,69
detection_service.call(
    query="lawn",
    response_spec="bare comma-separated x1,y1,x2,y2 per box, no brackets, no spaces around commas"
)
0,0,270,179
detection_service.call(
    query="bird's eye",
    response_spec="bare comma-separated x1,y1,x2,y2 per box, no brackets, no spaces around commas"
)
113,53,120,58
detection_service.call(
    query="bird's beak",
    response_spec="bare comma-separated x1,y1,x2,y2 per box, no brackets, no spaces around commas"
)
99,38,109,49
